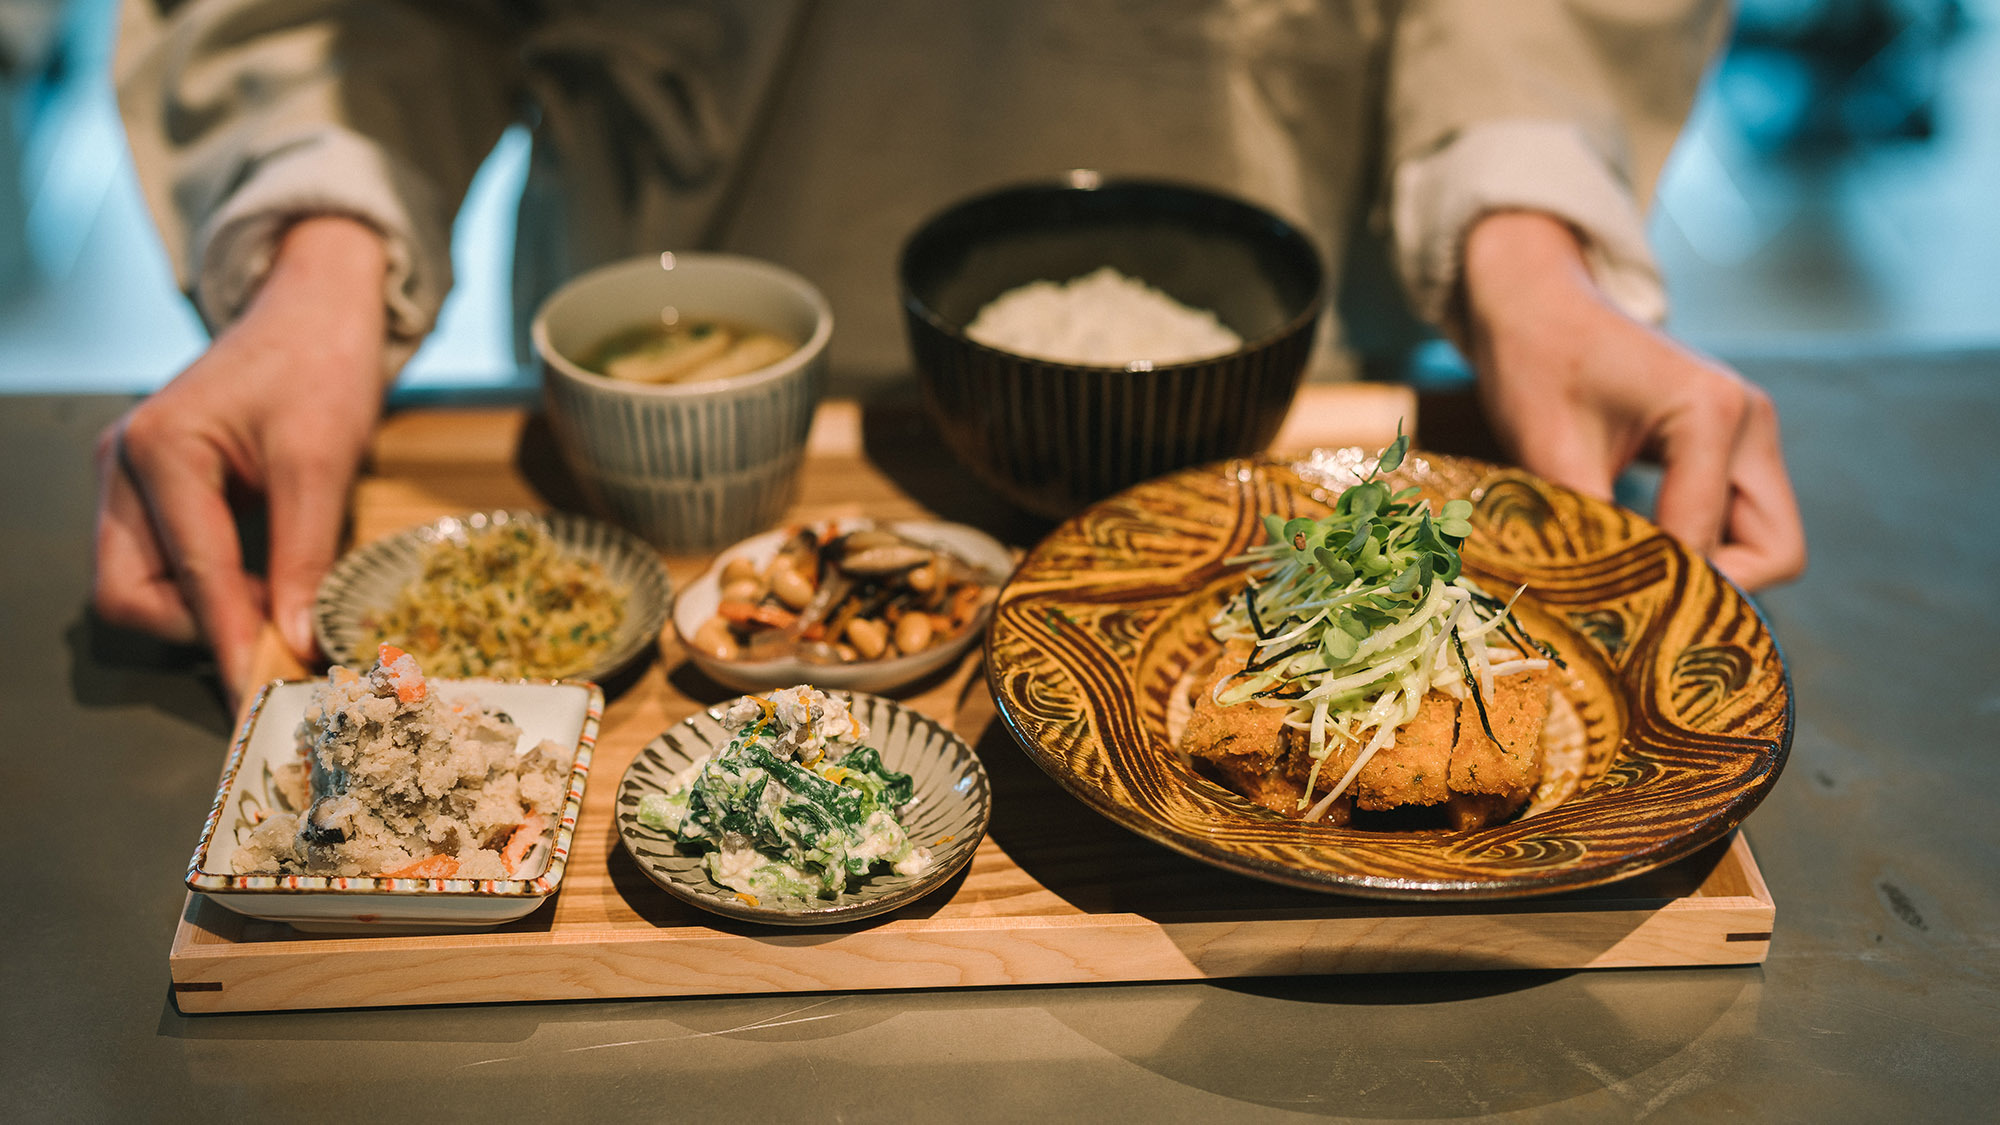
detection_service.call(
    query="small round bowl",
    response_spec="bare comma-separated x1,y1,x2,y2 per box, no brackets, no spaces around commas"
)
616,690,991,926
899,176,1325,519
535,252,833,553
671,518,1013,693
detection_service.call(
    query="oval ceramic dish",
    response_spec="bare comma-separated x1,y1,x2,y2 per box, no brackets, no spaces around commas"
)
671,518,1012,693
986,448,1793,900
616,691,990,925
314,509,672,683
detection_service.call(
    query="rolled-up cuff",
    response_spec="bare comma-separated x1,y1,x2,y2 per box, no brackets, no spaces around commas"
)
192,129,454,376
1391,119,1667,341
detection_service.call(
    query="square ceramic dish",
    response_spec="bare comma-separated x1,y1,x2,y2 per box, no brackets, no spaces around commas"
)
186,677,603,933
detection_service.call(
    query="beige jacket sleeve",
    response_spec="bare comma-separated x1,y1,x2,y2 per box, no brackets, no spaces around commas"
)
114,0,522,371
1385,0,1732,335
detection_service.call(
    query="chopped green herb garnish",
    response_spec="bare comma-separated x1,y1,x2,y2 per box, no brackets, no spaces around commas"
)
1209,425,1550,817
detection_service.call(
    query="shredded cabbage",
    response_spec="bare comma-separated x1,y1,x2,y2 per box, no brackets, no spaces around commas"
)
1207,432,1559,817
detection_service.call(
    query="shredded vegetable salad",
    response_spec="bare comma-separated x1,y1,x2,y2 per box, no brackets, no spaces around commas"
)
1207,430,1563,819
361,521,625,679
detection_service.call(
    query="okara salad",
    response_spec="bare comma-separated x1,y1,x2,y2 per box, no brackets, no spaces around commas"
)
637,686,932,903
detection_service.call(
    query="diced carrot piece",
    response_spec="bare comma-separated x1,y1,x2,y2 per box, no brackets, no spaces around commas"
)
374,643,427,702
385,855,459,879
502,815,548,873
717,600,798,630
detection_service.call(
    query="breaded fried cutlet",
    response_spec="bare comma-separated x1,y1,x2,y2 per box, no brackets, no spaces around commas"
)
1353,686,1456,811
1440,665,1552,829
1447,665,1551,800
1182,642,1322,816
1181,652,1554,829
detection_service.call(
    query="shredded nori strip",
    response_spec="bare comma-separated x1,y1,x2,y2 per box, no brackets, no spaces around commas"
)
1245,641,1312,674
1244,583,1270,639
1505,613,1564,667
1466,588,1565,668
1509,621,1565,668
1451,627,1502,745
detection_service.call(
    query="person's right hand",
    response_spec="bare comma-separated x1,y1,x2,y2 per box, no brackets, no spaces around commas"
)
93,216,392,699
1458,211,1806,592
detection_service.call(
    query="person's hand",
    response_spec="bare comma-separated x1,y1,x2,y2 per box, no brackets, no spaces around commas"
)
93,216,392,698
1459,210,1806,591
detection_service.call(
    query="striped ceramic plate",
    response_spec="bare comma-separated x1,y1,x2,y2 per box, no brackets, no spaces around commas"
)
313,509,672,684
616,691,990,925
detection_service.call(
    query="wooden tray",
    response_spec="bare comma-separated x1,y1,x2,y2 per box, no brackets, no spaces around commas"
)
168,385,1775,1014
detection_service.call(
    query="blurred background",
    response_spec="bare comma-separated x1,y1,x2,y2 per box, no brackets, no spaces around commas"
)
0,0,1993,396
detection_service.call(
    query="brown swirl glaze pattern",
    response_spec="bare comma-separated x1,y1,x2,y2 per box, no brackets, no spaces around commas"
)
986,453,1793,899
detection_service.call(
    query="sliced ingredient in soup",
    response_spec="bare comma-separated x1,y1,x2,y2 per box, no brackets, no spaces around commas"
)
587,317,796,384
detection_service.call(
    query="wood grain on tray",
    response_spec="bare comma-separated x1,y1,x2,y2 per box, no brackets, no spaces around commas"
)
169,384,1774,1014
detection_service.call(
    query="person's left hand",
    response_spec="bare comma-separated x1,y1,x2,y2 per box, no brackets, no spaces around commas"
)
1458,210,1806,592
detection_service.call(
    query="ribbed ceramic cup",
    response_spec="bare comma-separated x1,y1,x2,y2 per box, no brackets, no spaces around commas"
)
535,253,832,553
900,177,1324,520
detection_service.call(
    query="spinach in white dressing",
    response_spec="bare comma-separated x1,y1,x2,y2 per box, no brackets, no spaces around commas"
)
637,687,933,903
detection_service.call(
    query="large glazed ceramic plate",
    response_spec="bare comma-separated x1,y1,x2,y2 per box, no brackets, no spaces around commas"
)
616,691,990,925
314,509,672,683
986,448,1792,900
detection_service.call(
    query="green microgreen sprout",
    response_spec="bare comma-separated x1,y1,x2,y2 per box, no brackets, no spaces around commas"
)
1251,426,1465,615
1211,424,1562,818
